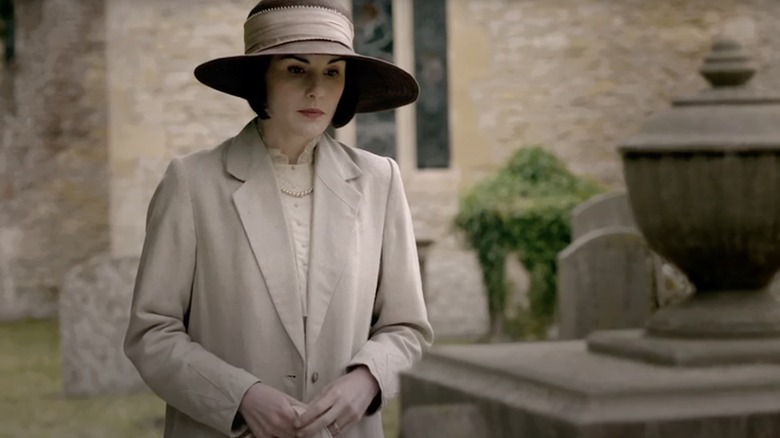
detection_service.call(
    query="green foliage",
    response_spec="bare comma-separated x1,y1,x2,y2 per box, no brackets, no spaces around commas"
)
455,147,602,338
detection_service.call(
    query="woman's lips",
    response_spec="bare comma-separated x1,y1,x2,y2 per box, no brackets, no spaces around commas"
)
299,109,324,118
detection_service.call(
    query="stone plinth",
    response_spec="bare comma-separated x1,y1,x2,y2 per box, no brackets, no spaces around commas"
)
589,329,780,367
59,254,145,397
401,343,780,437
401,404,488,438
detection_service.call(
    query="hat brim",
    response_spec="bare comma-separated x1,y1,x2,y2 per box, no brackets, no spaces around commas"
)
193,40,419,113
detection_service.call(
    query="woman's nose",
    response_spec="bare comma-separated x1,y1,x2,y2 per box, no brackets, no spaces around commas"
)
306,75,326,98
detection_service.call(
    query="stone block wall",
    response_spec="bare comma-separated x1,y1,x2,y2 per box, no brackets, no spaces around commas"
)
106,0,256,257
449,0,780,189
0,0,109,320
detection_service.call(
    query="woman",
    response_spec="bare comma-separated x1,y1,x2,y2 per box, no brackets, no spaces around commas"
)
123,1,433,438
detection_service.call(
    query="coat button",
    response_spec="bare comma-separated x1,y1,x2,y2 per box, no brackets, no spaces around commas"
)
311,372,319,384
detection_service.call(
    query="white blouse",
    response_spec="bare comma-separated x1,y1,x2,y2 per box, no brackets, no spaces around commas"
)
267,141,316,321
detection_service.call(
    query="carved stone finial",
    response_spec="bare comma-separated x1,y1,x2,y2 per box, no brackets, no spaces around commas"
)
700,38,755,88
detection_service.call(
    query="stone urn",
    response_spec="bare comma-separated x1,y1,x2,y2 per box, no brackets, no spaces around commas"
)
619,38,780,341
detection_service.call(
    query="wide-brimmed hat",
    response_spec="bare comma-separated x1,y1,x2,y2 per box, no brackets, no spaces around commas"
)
194,0,419,113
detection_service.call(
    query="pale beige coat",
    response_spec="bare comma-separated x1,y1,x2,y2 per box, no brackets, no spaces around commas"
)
124,120,433,438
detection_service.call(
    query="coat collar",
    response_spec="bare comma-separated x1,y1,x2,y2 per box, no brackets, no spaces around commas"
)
225,120,361,184
226,119,361,360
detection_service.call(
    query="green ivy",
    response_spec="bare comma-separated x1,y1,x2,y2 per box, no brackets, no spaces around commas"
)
455,147,602,338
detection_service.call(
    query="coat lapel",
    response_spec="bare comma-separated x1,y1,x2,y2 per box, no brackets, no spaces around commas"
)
227,120,305,360
306,135,362,353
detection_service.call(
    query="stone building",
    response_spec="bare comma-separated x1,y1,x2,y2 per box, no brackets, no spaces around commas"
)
1,0,779,338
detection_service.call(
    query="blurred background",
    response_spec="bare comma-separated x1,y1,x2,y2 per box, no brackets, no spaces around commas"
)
1,0,779,436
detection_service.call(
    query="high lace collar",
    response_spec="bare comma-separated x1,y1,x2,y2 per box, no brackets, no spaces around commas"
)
266,140,317,165
257,121,318,165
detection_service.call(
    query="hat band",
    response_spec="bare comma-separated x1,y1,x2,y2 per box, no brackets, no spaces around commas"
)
244,7,355,55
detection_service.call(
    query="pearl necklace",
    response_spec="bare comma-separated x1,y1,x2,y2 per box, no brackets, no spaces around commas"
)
280,186,314,198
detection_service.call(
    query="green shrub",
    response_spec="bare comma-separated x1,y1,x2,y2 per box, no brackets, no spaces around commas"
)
455,147,602,339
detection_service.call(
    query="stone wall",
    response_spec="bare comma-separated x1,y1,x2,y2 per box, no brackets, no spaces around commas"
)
0,0,108,320
405,173,489,339
106,0,256,257
449,0,780,189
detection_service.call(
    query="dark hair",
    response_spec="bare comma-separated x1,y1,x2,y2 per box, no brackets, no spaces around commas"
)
245,57,272,119
245,57,360,129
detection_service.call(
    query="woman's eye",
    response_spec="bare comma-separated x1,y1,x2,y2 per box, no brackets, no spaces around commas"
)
325,69,341,77
287,66,305,74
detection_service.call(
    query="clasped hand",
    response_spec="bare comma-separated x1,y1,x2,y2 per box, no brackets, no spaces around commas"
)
239,367,379,438
239,382,302,438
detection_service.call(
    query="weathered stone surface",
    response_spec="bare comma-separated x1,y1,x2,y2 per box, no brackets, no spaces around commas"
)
406,171,490,339
401,404,488,438
571,191,636,240
557,227,656,339
422,234,490,339
105,0,253,258
566,191,692,326
402,342,780,437
0,0,110,320
450,0,780,190
59,254,145,397
589,329,780,367
0,226,57,320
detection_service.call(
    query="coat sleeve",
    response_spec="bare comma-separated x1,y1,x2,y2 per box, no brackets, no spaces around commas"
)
347,157,435,413
124,158,259,437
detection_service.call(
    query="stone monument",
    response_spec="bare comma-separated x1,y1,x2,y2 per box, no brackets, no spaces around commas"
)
557,226,656,340
570,191,636,240
401,39,780,437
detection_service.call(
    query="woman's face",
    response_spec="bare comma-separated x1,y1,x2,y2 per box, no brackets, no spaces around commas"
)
264,54,347,139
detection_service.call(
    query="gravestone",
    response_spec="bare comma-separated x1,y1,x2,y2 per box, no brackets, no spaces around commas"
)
571,191,636,240
59,254,146,397
569,191,692,314
557,227,657,339
401,404,488,438
0,226,59,321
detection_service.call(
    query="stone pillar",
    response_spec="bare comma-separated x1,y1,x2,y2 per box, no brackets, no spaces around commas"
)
401,39,780,437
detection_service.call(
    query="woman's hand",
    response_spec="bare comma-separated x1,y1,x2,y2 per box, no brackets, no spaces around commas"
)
293,366,379,437
239,382,304,438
